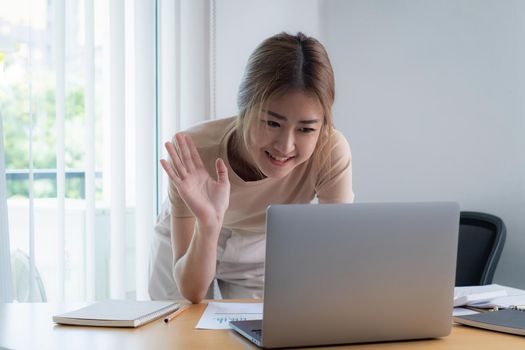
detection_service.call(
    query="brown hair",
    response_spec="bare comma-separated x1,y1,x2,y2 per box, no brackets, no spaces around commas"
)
234,32,336,170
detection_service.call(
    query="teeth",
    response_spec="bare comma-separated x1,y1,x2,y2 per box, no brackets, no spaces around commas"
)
273,155,287,161
267,152,291,162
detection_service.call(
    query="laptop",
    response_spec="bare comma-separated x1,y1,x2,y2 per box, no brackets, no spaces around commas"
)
230,202,460,348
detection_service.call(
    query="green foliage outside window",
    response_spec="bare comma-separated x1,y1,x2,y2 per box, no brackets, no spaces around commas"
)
1,77,90,199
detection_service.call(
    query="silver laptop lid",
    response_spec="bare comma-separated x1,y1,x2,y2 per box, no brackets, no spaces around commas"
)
262,202,459,348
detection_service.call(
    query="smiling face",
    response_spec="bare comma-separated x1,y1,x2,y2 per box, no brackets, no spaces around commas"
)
244,90,325,179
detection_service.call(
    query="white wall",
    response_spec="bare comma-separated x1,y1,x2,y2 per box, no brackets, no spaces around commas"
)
320,0,525,287
179,0,213,129
215,0,320,118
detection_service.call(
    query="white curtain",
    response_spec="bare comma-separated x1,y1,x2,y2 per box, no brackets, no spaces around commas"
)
158,0,215,199
0,113,14,303
0,0,213,302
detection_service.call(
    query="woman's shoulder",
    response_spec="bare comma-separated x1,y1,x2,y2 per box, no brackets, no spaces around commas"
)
311,128,352,175
171,116,237,147
328,128,351,159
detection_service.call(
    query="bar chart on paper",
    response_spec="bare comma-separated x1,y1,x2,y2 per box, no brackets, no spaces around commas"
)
195,302,263,329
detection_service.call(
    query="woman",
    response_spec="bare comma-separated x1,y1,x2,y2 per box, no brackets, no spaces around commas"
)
158,32,354,303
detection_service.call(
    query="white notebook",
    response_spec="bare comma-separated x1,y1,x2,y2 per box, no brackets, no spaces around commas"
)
53,300,181,328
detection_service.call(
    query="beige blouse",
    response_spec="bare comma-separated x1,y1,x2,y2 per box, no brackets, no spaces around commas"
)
169,117,354,298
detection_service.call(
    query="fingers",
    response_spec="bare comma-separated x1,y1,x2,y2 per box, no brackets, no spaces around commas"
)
162,133,200,181
164,141,187,180
187,135,205,169
160,159,181,185
176,133,195,173
162,134,208,184
216,158,229,185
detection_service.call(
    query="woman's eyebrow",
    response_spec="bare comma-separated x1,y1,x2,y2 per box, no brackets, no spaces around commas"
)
264,109,321,124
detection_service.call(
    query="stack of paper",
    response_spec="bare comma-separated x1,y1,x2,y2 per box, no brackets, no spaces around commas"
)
454,284,525,308
454,289,507,307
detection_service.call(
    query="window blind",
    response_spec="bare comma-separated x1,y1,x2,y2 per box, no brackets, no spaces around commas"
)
109,0,126,300
54,0,66,303
0,114,13,302
84,0,96,302
134,0,156,300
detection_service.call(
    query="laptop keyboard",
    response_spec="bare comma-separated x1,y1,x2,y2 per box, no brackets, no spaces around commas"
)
251,329,262,336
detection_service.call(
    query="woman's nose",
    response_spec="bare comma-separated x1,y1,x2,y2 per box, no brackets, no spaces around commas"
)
274,131,295,155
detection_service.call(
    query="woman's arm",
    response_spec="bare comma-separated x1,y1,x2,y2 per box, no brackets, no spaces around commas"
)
171,215,220,303
160,133,230,303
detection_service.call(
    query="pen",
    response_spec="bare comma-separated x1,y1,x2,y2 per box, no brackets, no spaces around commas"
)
164,305,190,323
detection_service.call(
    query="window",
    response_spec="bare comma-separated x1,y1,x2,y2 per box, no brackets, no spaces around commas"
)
1,0,214,302
1,0,157,302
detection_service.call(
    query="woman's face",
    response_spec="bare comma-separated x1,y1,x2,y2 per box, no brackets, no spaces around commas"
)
247,90,324,179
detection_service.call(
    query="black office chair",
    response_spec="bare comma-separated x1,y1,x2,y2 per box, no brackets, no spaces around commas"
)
455,211,506,286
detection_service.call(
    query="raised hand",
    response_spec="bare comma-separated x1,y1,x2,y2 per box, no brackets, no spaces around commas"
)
160,134,230,230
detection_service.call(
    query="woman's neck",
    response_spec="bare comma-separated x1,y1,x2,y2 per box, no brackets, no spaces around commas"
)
227,131,266,182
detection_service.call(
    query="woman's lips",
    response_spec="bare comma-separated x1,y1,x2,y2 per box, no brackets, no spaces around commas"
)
265,151,294,166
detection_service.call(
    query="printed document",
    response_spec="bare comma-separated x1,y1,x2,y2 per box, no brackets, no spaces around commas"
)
195,302,263,329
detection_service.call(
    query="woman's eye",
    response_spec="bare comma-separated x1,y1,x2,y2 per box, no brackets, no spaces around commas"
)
299,127,316,133
266,120,280,128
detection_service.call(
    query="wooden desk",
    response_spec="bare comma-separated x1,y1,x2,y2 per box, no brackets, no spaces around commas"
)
1,301,524,349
